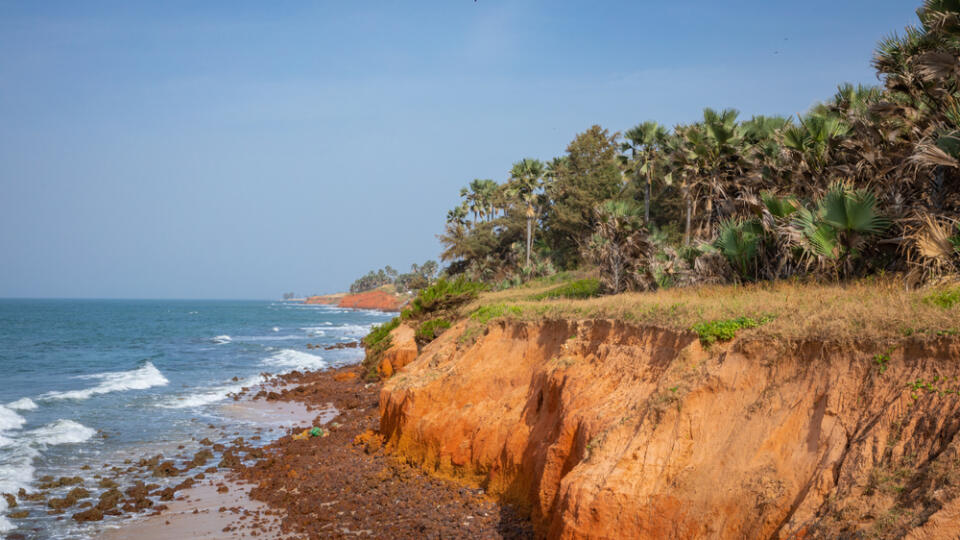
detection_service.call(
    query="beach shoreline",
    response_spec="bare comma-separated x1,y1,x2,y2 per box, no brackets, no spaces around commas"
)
88,364,530,539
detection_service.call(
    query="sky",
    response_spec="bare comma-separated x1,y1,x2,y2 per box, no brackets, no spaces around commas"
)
0,1,920,299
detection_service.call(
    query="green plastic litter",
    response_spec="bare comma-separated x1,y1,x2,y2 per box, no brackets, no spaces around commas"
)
309,427,323,437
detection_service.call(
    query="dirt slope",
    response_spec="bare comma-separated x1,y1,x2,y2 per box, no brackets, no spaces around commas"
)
379,319,960,539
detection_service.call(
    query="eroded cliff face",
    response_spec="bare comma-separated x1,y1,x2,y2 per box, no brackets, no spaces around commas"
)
379,319,960,539
378,324,418,378
305,290,406,311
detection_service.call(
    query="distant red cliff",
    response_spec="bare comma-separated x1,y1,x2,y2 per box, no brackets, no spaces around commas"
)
305,290,406,312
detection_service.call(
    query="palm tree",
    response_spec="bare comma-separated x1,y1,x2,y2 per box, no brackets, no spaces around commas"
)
661,126,702,245
508,158,545,268
740,115,792,191
793,182,889,277
622,121,669,223
446,204,468,226
583,200,654,293
781,112,850,194
459,179,498,224
438,222,471,262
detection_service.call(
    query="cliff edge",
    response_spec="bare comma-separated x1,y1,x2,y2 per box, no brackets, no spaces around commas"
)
379,318,960,539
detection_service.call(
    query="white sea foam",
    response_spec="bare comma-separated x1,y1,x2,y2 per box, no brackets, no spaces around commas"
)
301,326,327,336
0,406,26,432
234,335,301,342
0,419,95,520
42,362,169,401
262,349,326,371
7,397,38,411
157,374,266,409
272,326,280,332
212,335,232,344
0,504,12,533
28,419,96,446
324,323,373,337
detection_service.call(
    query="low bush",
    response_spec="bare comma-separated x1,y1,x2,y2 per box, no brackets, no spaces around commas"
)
361,317,400,378
471,303,523,325
405,278,487,319
529,278,601,300
925,286,960,309
416,318,452,344
692,316,773,346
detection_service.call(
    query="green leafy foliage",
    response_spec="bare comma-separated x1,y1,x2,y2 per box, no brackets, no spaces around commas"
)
415,318,452,344
361,317,400,379
529,279,601,300
350,261,439,294
471,304,523,325
405,278,487,319
692,316,773,345
583,200,655,294
924,287,960,309
762,193,798,218
714,219,764,279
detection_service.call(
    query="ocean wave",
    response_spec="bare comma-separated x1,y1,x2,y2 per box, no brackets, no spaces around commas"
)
261,349,326,371
233,334,302,342
0,419,95,520
157,374,265,409
6,398,38,411
301,326,326,336
41,362,169,401
0,406,26,433
322,323,373,337
212,335,232,344
0,502,13,533
27,419,96,446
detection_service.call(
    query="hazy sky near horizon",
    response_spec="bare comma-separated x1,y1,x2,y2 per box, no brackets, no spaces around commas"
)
0,1,919,299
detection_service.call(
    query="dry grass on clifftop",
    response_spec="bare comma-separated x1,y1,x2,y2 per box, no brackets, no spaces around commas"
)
462,277,960,343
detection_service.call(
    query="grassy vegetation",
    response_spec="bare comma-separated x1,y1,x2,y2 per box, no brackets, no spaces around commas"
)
416,318,452,344
458,274,960,342
692,316,774,346
361,317,400,379
528,278,601,300
924,286,960,309
402,277,487,320
470,303,523,325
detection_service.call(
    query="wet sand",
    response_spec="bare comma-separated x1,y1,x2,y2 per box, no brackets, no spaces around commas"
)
100,476,281,539
96,383,323,539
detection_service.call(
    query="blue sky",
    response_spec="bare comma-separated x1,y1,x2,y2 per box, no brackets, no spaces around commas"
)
0,1,919,299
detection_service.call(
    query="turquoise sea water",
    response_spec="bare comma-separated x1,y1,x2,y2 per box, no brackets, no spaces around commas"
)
0,299,391,538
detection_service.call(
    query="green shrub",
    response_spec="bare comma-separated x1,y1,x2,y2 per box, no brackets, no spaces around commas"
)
363,317,400,349
416,318,452,344
692,316,773,346
361,317,400,379
406,278,487,319
471,304,522,324
529,279,601,300
925,287,960,309
525,271,578,288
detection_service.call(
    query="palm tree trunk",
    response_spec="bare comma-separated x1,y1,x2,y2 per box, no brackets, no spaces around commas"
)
644,167,652,224
525,216,532,268
701,197,714,240
684,196,693,246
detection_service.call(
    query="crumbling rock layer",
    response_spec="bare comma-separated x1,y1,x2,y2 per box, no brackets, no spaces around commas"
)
379,319,960,539
378,324,418,378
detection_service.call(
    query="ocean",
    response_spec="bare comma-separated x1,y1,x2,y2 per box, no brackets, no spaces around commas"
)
0,299,391,538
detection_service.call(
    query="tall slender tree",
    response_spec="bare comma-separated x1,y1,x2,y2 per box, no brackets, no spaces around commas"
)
622,121,668,223
508,158,545,267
